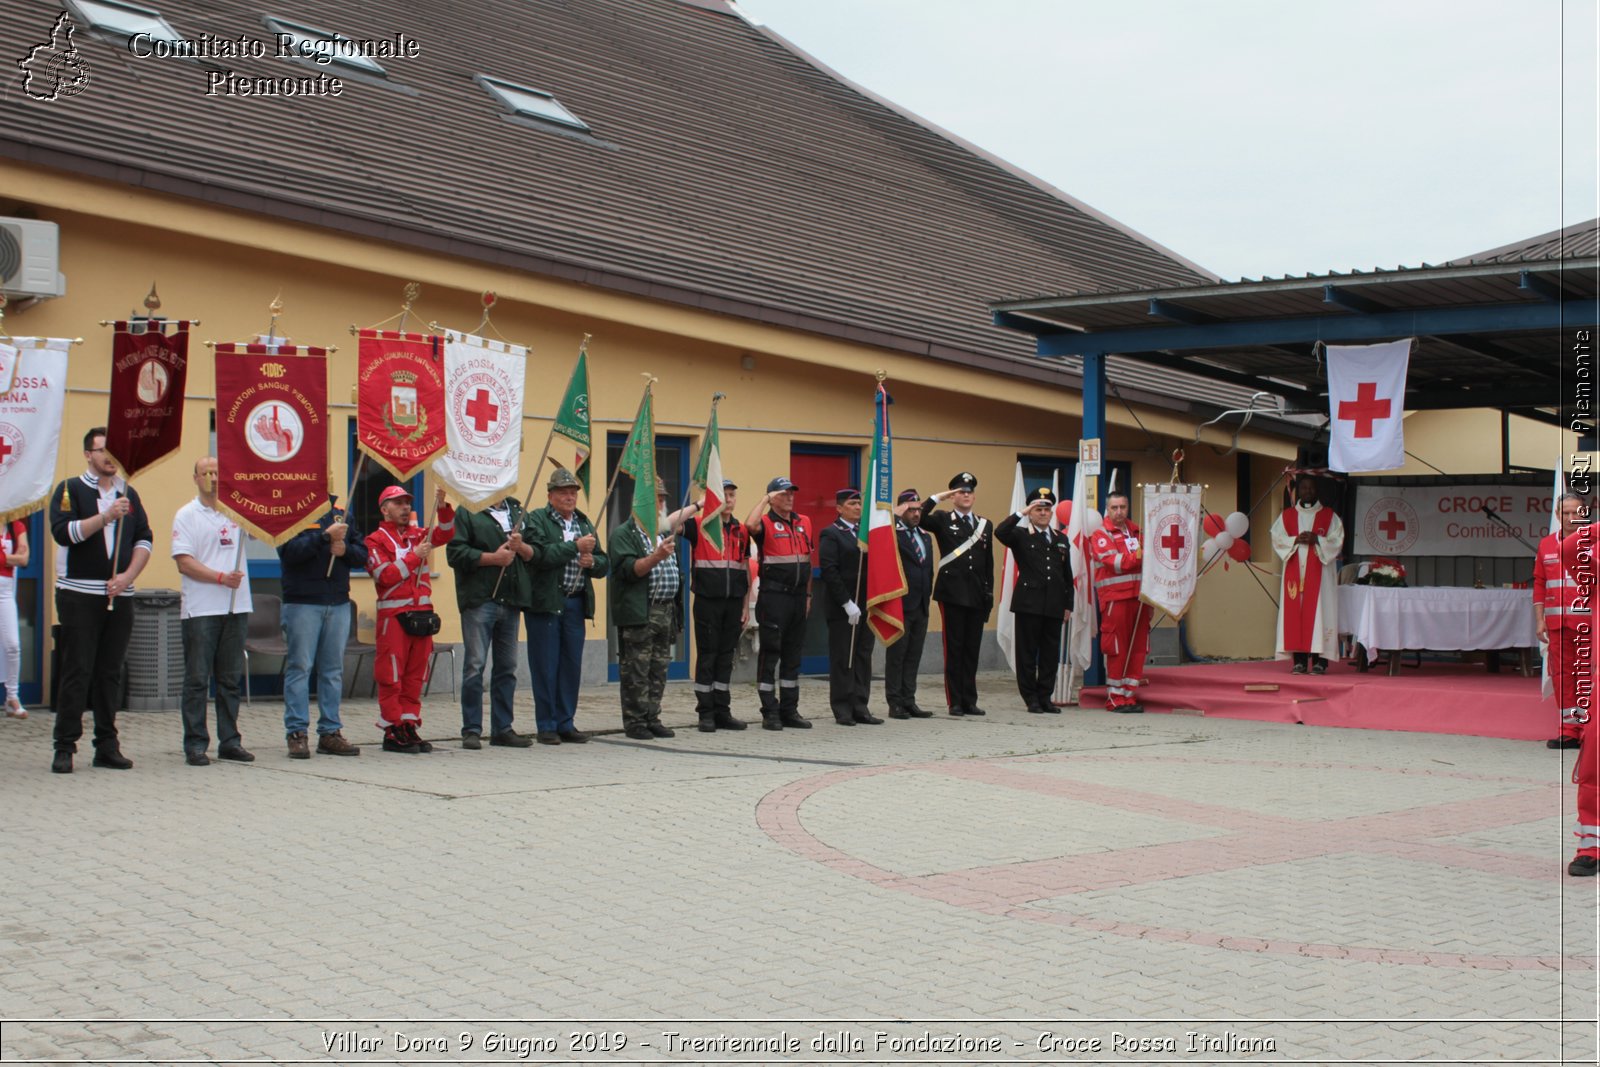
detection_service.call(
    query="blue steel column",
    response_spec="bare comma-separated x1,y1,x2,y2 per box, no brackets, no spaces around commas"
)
1082,350,1107,688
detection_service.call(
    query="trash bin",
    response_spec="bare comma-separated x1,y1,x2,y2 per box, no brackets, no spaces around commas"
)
124,588,183,711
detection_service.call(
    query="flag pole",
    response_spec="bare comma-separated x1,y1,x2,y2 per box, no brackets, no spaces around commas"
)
847,374,883,670
595,374,657,548
106,483,127,612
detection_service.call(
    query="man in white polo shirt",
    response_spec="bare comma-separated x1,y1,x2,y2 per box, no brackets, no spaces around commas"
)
171,456,255,766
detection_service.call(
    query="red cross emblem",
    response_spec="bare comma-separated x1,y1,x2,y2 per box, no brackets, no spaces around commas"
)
0,436,12,464
1160,522,1186,560
1337,381,1391,439
464,388,500,433
1378,511,1406,540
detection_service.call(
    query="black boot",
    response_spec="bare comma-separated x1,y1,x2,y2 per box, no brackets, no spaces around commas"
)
92,744,133,770
713,710,747,731
698,711,717,733
51,749,73,774
761,711,784,731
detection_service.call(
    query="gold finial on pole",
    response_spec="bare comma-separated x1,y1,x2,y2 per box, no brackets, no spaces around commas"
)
875,368,887,383
1170,447,1185,484
266,291,284,340
402,282,420,309
143,282,161,313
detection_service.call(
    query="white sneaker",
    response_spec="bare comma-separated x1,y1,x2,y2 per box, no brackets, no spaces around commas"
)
5,700,26,720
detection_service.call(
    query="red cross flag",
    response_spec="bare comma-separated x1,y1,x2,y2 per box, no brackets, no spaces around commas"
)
0,338,70,522
431,329,526,507
1327,338,1411,473
1140,483,1202,619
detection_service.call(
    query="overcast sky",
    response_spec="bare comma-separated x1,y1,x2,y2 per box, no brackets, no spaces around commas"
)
733,0,1598,282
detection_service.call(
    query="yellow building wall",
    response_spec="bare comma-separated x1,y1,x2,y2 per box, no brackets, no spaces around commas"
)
6,166,1304,680
1398,410,1573,476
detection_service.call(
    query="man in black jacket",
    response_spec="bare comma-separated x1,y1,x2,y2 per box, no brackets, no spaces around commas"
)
48,427,153,773
920,472,995,717
276,498,367,758
680,479,751,732
995,487,1074,714
819,488,880,726
885,488,934,719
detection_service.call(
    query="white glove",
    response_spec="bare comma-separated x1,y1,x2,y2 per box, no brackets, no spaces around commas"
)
844,599,862,625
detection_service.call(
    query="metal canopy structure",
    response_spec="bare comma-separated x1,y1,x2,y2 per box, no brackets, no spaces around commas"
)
992,255,1600,431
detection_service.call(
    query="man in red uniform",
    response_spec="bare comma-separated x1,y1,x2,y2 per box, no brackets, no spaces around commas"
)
1088,490,1149,713
1559,520,1597,876
1534,493,1591,749
365,484,454,753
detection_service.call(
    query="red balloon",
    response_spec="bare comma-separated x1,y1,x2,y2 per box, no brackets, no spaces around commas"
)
1202,513,1225,537
1226,537,1251,562
1055,499,1073,528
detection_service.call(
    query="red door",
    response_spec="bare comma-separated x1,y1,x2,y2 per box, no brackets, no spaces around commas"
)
786,449,859,672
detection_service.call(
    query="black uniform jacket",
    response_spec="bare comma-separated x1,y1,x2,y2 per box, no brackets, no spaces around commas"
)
994,512,1074,618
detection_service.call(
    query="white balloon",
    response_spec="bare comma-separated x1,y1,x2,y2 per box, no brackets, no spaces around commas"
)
1085,508,1103,535
1224,511,1250,538
1200,538,1221,566
1212,531,1235,551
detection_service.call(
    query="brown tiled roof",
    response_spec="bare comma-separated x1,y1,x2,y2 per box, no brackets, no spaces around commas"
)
1,0,1214,383
1451,218,1600,265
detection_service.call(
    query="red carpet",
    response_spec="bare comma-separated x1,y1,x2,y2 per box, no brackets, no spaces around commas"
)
1077,659,1550,741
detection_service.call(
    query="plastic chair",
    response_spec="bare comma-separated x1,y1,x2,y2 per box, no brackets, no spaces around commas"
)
242,593,288,705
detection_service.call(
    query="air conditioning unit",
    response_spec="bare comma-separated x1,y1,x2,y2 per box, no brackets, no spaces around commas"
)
0,218,66,299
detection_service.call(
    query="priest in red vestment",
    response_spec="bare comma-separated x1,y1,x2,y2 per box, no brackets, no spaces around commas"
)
1271,474,1344,674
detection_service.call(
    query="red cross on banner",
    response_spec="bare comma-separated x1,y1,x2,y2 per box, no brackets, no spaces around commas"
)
1378,511,1406,540
465,388,499,433
1161,522,1186,560
1326,338,1411,473
0,436,12,464
1337,381,1391,439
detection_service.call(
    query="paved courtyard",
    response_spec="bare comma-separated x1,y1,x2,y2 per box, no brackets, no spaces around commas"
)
1,669,1594,1064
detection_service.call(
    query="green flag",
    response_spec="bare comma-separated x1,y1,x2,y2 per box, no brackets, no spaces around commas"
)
618,388,657,540
551,348,591,493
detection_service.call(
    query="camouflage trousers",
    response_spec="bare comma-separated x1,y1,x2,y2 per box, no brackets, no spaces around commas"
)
618,600,676,728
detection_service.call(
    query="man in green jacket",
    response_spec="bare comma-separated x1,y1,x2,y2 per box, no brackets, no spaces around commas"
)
610,479,694,740
446,497,536,749
525,468,610,744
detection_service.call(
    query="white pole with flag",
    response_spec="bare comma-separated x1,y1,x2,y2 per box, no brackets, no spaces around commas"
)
996,462,1026,675
1055,451,1098,705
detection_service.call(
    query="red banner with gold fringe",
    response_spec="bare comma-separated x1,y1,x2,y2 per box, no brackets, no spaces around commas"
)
214,341,329,546
356,329,446,481
105,320,189,477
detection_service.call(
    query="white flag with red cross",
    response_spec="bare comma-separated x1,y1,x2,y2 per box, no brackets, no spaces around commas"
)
1140,483,1202,619
1327,338,1411,473
430,330,527,507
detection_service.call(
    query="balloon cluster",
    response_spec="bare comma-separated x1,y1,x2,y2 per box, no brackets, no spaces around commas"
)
1054,499,1101,535
1200,512,1251,567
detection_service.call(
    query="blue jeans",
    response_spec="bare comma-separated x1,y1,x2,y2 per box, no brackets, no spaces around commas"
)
460,599,519,737
181,612,246,755
281,601,351,737
526,594,586,733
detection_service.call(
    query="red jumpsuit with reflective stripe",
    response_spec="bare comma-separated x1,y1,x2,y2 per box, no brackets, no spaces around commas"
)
365,507,455,729
1534,531,1590,741
1089,522,1149,709
1558,524,1599,868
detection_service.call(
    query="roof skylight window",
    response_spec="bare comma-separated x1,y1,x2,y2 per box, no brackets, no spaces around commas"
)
265,16,386,75
477,76,590,131
66,0,182,42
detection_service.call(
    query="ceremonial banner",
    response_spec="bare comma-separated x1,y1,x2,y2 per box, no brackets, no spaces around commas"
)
551,347,592,494
214,342,329,546
0,338,69,522
431,330,527,507
996,461,1026,672
1140,483,1202,618
1353,482,1553,557
1327,338,1411,473
1064,454,1096,673
617,388,657,539
356,329,446,480
691,403,726,551
0,339,17,397
106,320,189,477
861,383,907,645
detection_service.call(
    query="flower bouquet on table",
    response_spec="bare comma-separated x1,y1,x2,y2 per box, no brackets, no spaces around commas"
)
1356,558,1407,587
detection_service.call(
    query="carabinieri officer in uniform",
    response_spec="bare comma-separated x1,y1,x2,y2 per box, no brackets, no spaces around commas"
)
920,472,994,717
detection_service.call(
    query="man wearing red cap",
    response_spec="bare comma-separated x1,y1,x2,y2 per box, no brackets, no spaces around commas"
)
365,484,454,753
1559,519,1598,877
1535,493,1592,749
1089,490,1149,713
